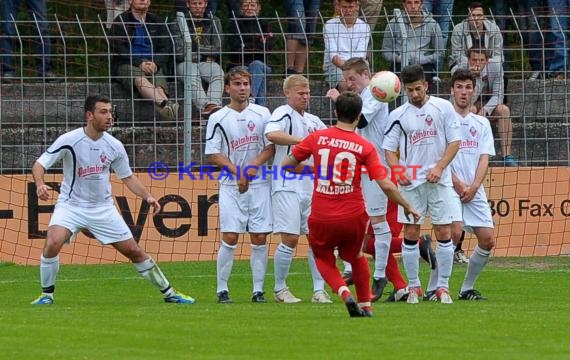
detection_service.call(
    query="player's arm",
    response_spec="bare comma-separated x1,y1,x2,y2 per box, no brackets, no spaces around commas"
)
208,154,238,176
281,153,300,168
282,135,312,171
265,130,303,146
452,171,467,196
385,150,410,186
122,175,161,215
461,154,489,203
237,144,275,194
426,140,460,183
245,144,275,179
209,153,250,193
375,177,420,223
32,161,51,201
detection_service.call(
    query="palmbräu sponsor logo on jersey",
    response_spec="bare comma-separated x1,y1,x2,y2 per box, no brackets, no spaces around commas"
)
459,126,479,149
230,134,260,151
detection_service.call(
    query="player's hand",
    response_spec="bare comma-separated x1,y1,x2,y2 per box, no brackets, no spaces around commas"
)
426,165,443,183
237,176,249,194
460,185,477,203
396,171,412,186
146,196,161,215
36,184,51,201
404,206,421,224
326,88,340,102
245,166,258,180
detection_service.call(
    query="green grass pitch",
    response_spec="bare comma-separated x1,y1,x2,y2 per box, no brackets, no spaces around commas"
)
2,257,570,360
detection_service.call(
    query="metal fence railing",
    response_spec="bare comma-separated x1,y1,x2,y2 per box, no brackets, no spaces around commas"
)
1,8,569,173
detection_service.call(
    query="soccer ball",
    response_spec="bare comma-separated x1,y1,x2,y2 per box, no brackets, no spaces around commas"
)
369,71,401,103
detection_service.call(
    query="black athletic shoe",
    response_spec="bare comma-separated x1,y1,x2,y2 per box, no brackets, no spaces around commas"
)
371,277,388,303
251,291,266,303
419,234,437,270
361,306,373,317
458,289,487,300
344,295,364,317
385,287,409,302
217,290,233,304
423,289,438,302
342,272,354,286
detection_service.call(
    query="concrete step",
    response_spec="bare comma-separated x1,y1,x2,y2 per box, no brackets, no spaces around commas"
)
2,122,568,171
2,79,570,124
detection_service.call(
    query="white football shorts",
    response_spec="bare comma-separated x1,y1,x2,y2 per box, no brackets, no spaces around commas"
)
219,183,273,233
361,173,388,216
397,182,456,225
49,202,133,244
272,190,311,235
450,191,494,232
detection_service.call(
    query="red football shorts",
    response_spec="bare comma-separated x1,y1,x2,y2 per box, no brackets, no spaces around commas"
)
308,211,368,262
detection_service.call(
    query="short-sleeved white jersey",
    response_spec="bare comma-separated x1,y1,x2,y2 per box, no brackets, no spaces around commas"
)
265,104,326,193
36,127,132,208
205,104,272,187
382,96,461,189
451,112,496,199
358,86,390,167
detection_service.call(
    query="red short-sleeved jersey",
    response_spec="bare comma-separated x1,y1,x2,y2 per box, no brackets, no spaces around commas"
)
291,126,384,221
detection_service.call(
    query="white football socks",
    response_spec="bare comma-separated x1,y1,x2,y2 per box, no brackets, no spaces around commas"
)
307,247,325,292
435,240,454,289
250,244,268,293
134,257,173,296
40,254,59,294
216,240,237,293
461,245,491,293
402,241,421,288
274,242,294,292
372,221,391,280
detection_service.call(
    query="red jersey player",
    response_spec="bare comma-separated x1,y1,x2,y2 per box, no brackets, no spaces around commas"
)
282,91,420,317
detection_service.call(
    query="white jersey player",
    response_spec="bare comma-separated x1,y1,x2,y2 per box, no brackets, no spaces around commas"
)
264,74,331,304
449,68,496,300
30,95,194,305
325,57,393,302
205,68,274,304
382,64,461,304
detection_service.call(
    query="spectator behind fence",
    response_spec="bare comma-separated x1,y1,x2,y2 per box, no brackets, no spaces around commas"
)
0,0,57,82
283,0,321,75
381,0,444,92
324,0,370,90
423,0,454,47
360,0,383,32
493,0,520,73
176,0,240,17
454,47,518,167
110,0,178,121
176,0,224,118
521,1,568,80
227,0,273,106
104,0,129,29
449,2,503,74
